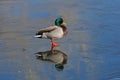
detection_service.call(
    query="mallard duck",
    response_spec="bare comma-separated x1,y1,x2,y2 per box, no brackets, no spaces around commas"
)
34,17,67,51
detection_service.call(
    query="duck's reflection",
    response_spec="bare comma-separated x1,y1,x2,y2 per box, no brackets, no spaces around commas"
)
35,50,67,71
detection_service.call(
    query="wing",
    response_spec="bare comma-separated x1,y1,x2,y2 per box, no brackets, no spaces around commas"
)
36,26,57,35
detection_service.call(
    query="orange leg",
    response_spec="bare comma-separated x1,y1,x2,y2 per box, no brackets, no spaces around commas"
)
51,39,59,53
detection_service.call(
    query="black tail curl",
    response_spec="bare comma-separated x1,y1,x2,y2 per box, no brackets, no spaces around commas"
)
36,31,43,35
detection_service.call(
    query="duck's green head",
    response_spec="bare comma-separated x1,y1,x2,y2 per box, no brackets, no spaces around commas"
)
55,17,63,26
